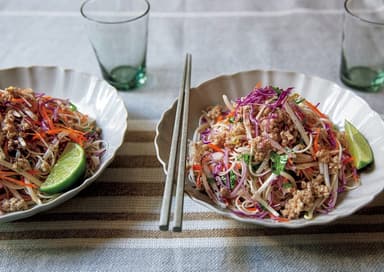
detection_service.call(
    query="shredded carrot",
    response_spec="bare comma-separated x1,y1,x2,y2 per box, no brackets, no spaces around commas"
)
287,158,293,166
270,213,290,222
192,164,202,171
227,110,236,117
68,134,87,146
224,110,236,123
40,105,55,129
304,100,327,119
246,206,259,212
216,114,224,123
11,98,25,104
0,171,19,177
313,128,321,154
255,81,262,89
56,127,85,136
27,169,40,175
343,156,354,165
32,131,46,141
46,127,86,145
30,100,38,113
207,143,223,152
196,172,202,188
0,175,37,189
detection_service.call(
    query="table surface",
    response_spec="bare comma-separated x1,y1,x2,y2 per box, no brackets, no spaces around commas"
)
1,1,384,271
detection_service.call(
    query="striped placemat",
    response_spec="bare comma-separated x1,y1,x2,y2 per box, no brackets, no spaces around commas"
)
1,119,383,249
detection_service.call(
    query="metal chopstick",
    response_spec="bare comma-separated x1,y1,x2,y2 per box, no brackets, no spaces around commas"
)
159,53,191,231
172,54,192,232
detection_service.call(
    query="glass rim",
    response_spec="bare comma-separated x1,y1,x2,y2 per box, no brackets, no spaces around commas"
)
344,0,384,26
80,0,150,25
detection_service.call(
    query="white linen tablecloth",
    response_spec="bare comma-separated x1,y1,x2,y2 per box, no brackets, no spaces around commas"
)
0,0,383,271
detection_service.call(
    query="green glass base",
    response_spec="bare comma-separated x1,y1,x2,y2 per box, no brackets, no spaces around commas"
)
101,65,147,91
341,66,384,93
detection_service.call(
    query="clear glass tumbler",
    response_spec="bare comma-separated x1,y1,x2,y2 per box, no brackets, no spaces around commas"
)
81,0,149,91
340,0,384,92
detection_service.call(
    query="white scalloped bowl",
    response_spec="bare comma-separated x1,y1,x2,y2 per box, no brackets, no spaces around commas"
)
155,70,384,228
0,66,127,223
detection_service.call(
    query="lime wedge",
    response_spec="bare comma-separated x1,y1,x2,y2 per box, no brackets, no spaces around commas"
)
344,120,373,170
40,143,86,194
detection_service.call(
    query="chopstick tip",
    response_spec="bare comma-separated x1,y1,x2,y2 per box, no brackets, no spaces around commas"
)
159,225,169,231
172,226,182,232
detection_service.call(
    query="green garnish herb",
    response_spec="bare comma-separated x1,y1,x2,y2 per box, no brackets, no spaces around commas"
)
282,183,293,189
69,103,77,111
271,152,288,175
229,171,237,189
295,98,305,104
242,154,251,164
229,116,235,123
272,86,283,95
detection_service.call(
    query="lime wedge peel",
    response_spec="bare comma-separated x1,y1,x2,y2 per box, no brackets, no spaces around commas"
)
40,142,86,195
344,120,374,170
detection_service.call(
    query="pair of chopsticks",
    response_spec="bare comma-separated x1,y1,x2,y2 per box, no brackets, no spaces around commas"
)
159,53,192,232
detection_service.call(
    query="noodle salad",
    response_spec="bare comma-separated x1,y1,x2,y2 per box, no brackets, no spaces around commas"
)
0,86,104,214
187,84,361,221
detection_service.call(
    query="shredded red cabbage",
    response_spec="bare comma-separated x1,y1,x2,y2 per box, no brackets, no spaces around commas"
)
324,122,337,148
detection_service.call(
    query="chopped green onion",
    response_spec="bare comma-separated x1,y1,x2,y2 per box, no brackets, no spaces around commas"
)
229,116,235,123
295,98,305,104
259,203,267,211
69,103,77,111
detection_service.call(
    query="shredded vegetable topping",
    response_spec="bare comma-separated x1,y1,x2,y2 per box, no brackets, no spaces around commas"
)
187,84,359,221
0,86,105,214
